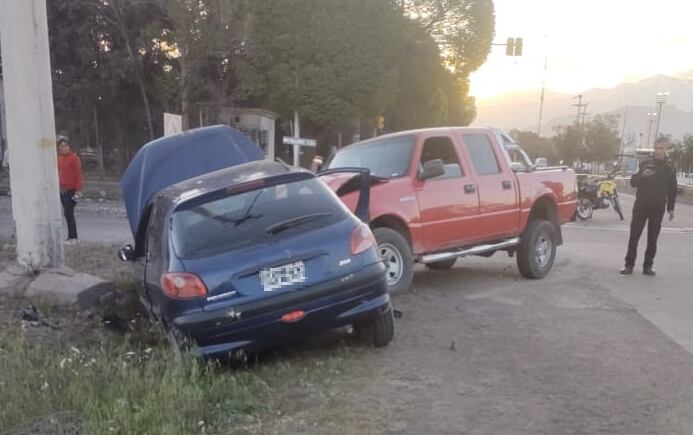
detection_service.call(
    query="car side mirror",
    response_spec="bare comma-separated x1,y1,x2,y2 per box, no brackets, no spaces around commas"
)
118,244,135,262
420,159,445,180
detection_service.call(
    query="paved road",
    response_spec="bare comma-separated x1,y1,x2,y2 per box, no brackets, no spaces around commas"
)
329,194,693,434
0,196,131,245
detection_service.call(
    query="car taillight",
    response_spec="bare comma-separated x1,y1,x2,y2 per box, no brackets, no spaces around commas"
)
161,273,208,299
351,223,376,255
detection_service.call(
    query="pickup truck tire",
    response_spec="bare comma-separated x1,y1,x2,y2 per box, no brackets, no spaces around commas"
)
425,259,457,270
355,303,395,347
374,227,413,295
517,219,557,279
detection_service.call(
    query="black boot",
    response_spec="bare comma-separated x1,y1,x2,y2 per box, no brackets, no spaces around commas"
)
620,266,633,275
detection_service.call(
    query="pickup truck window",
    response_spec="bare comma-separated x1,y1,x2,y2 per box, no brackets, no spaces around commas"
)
464,134,501,175
420,137,464,179
327,135,416,179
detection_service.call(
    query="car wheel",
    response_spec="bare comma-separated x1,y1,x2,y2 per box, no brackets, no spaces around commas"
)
373,227,414,295
355,303,395,347
517,219,557,279
425,258,457,270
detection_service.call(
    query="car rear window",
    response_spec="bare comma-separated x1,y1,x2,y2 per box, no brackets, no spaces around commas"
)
327,135,416,179
171,178,348,259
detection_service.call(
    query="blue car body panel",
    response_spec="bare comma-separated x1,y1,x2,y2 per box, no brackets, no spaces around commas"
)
120,152,390,358
121,125,264,237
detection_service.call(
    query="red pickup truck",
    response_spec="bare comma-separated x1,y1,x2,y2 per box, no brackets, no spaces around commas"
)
322,127,577,294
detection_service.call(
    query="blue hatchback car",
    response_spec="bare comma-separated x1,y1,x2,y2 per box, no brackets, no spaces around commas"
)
119,126,393,358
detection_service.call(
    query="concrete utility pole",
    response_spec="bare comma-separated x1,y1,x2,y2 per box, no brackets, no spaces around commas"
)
0,0,64,270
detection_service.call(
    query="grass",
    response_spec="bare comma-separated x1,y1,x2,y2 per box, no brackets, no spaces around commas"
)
0,242,379,434
0,334,263,434
0,324,371,434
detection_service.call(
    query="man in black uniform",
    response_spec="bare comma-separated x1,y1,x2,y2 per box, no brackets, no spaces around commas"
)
621,138,678,276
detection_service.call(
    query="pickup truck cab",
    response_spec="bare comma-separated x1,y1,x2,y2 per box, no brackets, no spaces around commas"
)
322,127,578,294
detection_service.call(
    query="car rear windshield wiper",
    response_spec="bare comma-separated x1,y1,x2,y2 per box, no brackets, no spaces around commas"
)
265,212,332,236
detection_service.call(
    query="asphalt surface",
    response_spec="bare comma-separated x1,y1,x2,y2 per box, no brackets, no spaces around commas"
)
2,192,693,434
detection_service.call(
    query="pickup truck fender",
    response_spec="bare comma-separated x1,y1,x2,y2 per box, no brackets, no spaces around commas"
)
522,193,563,246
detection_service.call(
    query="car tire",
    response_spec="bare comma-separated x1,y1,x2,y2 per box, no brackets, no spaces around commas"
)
355,303,395,347
517,219,557,279
425,258,457,270
373,227,414,295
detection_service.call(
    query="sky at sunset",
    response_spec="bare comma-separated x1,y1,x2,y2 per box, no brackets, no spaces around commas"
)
469,0,693,102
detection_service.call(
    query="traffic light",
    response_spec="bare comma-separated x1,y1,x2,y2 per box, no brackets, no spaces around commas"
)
506,37,515,56
514,38,523,56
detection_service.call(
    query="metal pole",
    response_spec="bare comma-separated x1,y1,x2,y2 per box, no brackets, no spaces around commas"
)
0,0,64,270
646,117,655,147
618,107,628,158
95,105,104,181
537,54,548,136
293,109,301,167
653,102,664,143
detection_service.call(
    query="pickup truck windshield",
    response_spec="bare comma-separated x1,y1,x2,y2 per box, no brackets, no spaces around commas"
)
327,135,416,179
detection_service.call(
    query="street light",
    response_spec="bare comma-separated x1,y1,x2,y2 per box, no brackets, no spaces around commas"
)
653,92,669,144
645,112,657,148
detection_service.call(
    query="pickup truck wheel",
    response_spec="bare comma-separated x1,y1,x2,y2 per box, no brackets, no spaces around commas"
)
374,227,413,295
425,258,457,270
517,219,557,279
354,303,395,347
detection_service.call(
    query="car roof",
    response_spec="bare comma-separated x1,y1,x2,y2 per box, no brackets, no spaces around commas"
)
335,126,498,151
155,160,311,208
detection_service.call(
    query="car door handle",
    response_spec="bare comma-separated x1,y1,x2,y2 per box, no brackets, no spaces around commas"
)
502,180,512,190
464,184,477,194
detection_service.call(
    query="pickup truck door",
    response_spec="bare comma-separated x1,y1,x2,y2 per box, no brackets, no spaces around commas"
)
458,132,520,240
413,133,480,251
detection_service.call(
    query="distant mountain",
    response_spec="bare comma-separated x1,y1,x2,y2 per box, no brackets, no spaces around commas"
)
474,73,693,144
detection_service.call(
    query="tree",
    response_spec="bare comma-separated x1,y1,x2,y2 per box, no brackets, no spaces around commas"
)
509,130,558,164
240,0,402,130
552,115,621,166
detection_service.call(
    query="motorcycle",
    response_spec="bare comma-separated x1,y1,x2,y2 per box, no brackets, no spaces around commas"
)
576,169,624,221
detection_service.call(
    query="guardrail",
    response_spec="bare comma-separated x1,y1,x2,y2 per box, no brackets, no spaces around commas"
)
677,175,693,186
612,176,693,205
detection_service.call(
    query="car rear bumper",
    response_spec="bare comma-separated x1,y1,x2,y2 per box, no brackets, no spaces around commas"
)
171,263,390,358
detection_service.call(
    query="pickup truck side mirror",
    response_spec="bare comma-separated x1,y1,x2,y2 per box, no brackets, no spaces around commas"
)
420,159,445,181
118,244,135,262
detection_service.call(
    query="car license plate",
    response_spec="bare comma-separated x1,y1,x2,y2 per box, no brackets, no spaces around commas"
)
260,261,306,291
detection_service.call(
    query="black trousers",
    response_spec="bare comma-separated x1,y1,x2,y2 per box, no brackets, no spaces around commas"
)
624,201,665,268
60,190,78,240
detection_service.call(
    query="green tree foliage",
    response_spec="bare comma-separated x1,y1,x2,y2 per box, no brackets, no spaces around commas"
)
552,115,622,166
44,0,494,162
508,130,558,164
669,134,693,172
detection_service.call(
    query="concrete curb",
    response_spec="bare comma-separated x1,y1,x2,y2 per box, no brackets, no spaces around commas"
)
0,266,114,309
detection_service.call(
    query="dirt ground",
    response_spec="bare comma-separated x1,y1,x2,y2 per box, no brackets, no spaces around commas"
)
3,228,693,434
